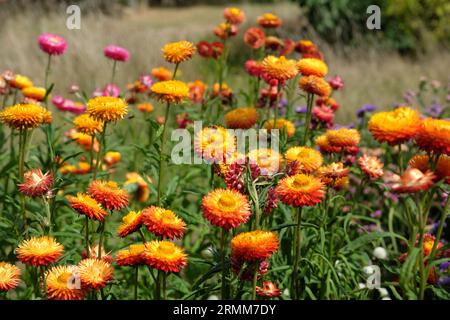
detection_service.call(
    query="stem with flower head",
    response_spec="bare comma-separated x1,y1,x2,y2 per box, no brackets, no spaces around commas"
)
44,54,52,96
42,195,52,234
220,228,230,299
98,221,105,260
93,122,107,180
302,93,314,146
273,82,281,124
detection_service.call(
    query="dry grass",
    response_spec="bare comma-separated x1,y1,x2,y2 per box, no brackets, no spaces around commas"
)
1,2,449,123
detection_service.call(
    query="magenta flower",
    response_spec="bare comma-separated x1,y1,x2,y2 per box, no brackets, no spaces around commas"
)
51,96,66,110
38,33,67,56
52,96,85,114
103,45,130,62
103,84,121,97
328,75,344,91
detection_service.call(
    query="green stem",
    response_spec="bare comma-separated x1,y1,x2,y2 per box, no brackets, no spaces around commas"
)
134,266,139,300
302,93,314,146
43,196,52,234
85,216,90,257
97,221,105,260
110,60,117,84
273,83,281,124
93,123,107,180
251,265,258,300
157,102,171,206
292,207,303,299
220,228,229,299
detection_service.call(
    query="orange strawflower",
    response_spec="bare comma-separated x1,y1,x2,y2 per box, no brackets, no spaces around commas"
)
78,258,114,290
202,188,251,229
117,210,143,238
9,74,33,89
0,103,52,129
357,155,383,179
188,80,207,103
103,151,121,166
124,172,151,203
261,55,297,81
22,86,46,101
142,206,186,239
325,128,360,148
151,80,189,104
315,134,341,154
415,118,450,156
297,58,328,77
73,113,103,135
276,173,325,207
137,102,154,113
390,168,435,193
247,148,282,176
151,67,172,81
285,146,323,174
0,262,21,292
88,180,129,211
257,13,282,28
194,126,236,163
69,193,108,221
224,107,258,129
224,7,245,25
116,244,146,266
18,169,53,197
87,96,128,123
162,41,196,64
256,281,281,298
231,230,279,261
142,241,187,273
66,129,99,152
46,265,85,300
16,236,64,267
368,106,421,145
263,118,296,137
299,75,331,97
409,154,450,184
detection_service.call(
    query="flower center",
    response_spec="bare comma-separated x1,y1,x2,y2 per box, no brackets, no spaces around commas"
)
292,176,309,189
218,194,236,210
159,242,175,255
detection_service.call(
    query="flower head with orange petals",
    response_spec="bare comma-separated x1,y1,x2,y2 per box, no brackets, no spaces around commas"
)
194,126,236,163
9,74,33,89
325,128,360,148
261,56,297,81
151,80,189,104
18,169,53,197
46,265,85,300
390,168,435,194
151,67,172,81
409,154,450,184
16,236,64,267
103,151,121,166
22,86,46,101
256,281,282,298
116,244,146,266
315,134,341,154
69,193,108,221
285,146,323,174
142,206,186,239
88,180,129,211
124,172,151,203
162,41,196,64
202,188,251,230
263,118,296,138
117,210,143,238
142,241,188,273
87,96,128,123
224,7,245,25
299,75,331,97
368,106,421,145
224,107,258,129
73,113,103,135
358,154,384,179
231,230,279,261
78,258,114,290
247,148,282,176
297,58,328,77
0,262,20,292
276,173,325,207
0,103,52,129
257,13,282,28
415,118,450,156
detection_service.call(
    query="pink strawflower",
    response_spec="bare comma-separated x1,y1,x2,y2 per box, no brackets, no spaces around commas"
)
51,96,65,110
103,84,121,97
328,75,344,90
18,169,53,197
104,45,130,62
38,33,67,56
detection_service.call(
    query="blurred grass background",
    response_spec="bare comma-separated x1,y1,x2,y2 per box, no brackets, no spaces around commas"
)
0,0,449,123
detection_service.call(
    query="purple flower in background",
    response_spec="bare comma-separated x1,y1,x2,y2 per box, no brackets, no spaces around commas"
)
371,210,382,218
279,98,288,108
356,104,377,118
430,221,447,235
438,262,450,286
333,123,356,129
296,106,307,113
403,90,416,104
425,103,443,118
